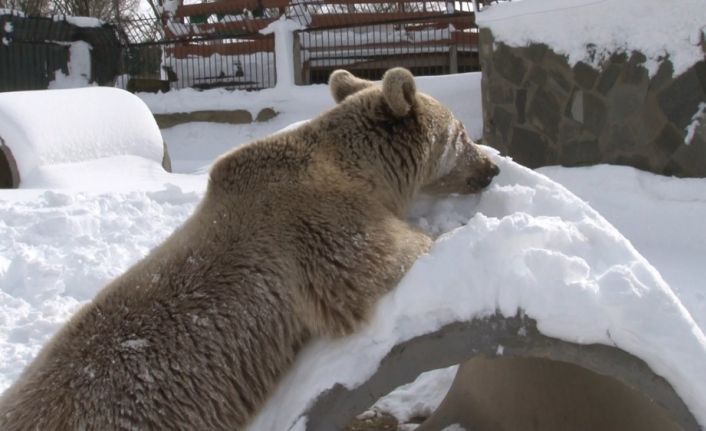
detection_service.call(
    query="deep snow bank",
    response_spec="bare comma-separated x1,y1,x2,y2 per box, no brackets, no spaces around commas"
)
0,88,165,186
477,0,706,77
249,150,706,430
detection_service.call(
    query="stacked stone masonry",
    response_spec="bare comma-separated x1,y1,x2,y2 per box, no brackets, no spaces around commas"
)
479,28,706,177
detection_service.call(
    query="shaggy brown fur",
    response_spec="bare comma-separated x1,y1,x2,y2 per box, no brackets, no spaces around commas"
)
0,68,498,430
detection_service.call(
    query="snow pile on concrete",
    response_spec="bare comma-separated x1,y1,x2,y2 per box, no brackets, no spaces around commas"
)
0,87,165,186
249,150,706,430
477,0,706,77
539,164,706,333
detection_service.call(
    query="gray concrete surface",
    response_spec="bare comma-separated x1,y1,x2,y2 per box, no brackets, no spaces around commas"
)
303,314,699,431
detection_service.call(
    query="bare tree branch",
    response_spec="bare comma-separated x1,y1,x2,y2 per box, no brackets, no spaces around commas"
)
0,0,51,15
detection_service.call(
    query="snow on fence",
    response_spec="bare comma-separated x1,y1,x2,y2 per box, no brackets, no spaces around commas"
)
0,12,121,92
289,0,479,83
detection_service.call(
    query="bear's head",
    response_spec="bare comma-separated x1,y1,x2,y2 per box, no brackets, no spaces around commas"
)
328,68,499,196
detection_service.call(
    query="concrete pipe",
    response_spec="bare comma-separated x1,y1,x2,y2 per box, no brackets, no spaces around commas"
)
304,314,700,431
0,87,171,189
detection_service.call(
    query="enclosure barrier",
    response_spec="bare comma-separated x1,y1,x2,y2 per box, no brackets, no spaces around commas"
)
289,0,478,84
1,0,482,92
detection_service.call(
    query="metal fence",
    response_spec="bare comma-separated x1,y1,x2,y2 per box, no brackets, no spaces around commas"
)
0,11,277,92
117,14,277,91
0,12,120,92
289,0,478,84
1,0,486,93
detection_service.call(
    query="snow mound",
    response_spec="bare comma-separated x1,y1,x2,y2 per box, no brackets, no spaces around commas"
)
0,87,165,186
0,184,203,390
249,150,706,430
538,164,706,333
477,0,706,77
20,155,204,191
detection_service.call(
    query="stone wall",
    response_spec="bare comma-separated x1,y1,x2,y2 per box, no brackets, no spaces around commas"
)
479,28,706,177
152,108,277,129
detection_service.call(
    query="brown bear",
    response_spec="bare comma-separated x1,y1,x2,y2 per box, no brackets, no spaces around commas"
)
0,68,499,430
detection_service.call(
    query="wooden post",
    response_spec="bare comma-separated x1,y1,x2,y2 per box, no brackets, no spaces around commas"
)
293,31,303,85
449,45,458,74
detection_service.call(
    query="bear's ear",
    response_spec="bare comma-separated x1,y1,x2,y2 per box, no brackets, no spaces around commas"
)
329,70,374,103
382,67,416,117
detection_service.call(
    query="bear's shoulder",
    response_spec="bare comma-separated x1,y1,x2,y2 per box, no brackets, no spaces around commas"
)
209,131,318,193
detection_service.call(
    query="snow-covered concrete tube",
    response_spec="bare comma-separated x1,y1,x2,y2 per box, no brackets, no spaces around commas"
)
0,87,170,188
248,150,706,430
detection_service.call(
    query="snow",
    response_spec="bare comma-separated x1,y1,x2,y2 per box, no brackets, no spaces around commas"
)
259,16,304,90
48,41,93,90
685,102,706,145
0,185,202,390
250,150,706,430
476,0,706,77
1,74,705,429
20,155,204,191
538,165,706,333
2,21,13,46
61,16,103,28
369,365,459,425
162,0,179,15
0,87,166,184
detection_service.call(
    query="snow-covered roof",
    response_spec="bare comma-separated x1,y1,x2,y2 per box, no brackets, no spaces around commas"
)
476,0,706,77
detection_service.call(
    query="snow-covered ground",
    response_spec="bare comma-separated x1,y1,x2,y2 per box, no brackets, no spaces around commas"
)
1,75,705,429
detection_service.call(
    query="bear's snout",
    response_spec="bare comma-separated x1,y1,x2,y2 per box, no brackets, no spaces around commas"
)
487,162,500,178
468,161,500,191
